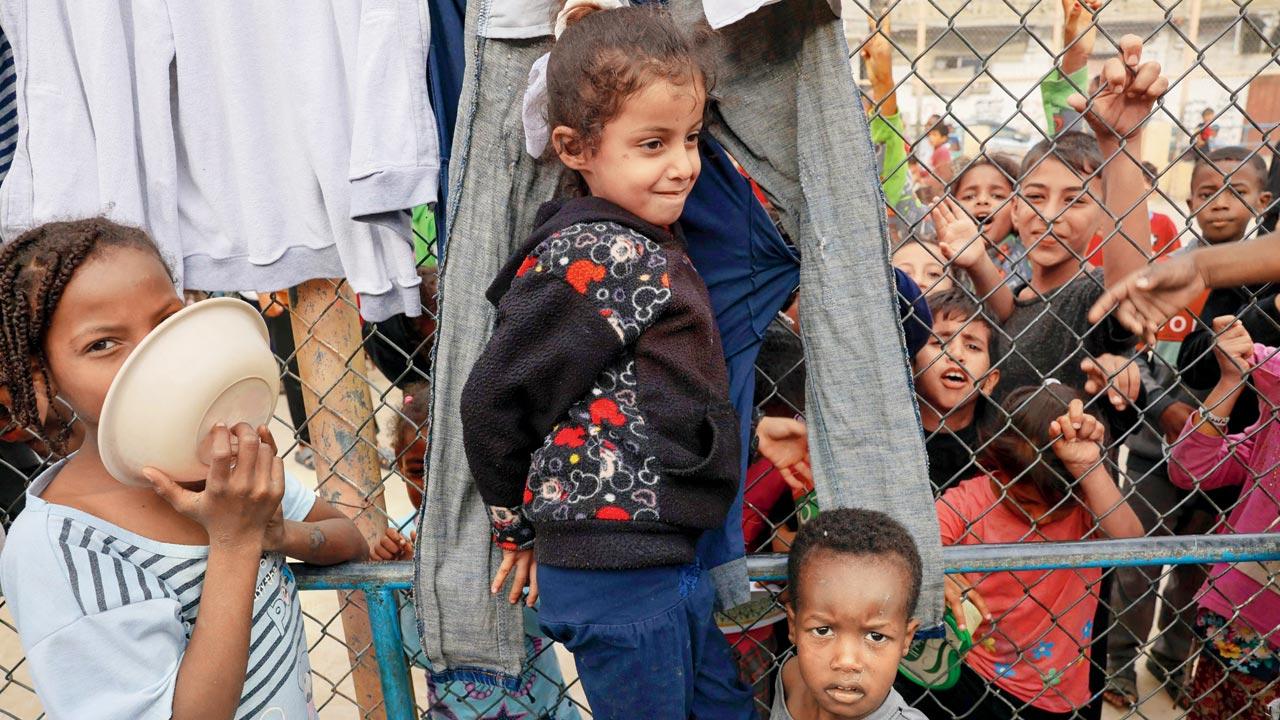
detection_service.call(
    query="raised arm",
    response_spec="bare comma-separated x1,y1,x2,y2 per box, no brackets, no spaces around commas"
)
1041,0,1101,136
1068,35,1169,286
1088,228,1280,344
1169,321,1261,491
863,13,898,118
863,13,913,213
1050,400,1143,538
931,198,1015,321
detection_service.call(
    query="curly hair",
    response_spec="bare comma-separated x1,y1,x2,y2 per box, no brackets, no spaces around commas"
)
787,508,923,618
0,218,168,452
1191,145,1268,188
546,3,715,159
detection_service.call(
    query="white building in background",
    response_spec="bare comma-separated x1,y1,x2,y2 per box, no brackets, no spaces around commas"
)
843,0,1280,188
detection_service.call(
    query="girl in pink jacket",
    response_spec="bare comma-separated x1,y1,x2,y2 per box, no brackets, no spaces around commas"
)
1169,315,1280,719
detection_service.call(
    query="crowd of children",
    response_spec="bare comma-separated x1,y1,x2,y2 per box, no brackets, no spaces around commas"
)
0,1,1276,719
751,1,1279,718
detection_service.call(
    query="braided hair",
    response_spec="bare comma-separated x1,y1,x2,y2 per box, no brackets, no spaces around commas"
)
0,219,168,452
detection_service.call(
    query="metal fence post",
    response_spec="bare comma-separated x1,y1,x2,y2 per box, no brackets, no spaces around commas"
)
288,279,407,718
366,589,417,720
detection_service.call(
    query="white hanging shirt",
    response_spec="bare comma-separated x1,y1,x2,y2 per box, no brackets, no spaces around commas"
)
480,0,840,37
0,0,438,322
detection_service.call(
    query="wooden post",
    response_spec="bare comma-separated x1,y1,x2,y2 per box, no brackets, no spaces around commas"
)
1175,0,1204,131
288,279,401,719
913,0,927,137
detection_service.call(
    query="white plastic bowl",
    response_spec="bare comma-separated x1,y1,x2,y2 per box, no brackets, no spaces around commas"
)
98,298,281,486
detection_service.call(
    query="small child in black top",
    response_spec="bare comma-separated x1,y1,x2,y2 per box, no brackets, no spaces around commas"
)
1176,147,1277,432
460,3,755,718
912,288,1001,494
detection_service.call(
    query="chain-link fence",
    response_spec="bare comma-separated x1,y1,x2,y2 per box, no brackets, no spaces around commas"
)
1,0,1279,718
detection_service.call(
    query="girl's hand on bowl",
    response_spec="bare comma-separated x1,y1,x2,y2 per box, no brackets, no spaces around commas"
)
143,423,285,552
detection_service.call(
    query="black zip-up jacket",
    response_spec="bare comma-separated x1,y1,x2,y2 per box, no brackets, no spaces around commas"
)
461,197,741,570
1177,284,1280,432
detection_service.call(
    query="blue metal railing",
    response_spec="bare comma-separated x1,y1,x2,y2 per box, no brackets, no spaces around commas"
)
293,533,1280,720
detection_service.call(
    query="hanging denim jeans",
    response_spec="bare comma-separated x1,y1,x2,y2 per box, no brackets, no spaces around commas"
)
666,0,944,628
414,5,565,682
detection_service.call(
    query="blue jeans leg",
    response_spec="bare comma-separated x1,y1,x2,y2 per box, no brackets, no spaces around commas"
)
537,562,755,720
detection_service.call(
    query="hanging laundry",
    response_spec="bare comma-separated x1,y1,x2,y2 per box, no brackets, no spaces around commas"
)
0,28,14,184
478,0,841,36
0,1,439,322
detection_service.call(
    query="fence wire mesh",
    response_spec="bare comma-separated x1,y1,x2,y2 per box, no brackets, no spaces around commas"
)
0,0,1278,718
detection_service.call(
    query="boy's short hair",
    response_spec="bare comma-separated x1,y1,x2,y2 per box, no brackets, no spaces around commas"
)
1140,161,1159,184
925,287,1000,361
948,153,1020,195
1020,131,1103,185
1191,146,1268,188
787,508,923,619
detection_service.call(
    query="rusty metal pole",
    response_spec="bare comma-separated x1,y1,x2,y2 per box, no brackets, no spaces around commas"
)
1175,0,1204,130
288,279,400,719
913,0,927,137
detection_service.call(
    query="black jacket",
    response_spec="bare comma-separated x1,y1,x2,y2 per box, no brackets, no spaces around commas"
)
461,197,740,570
1177,285,1280,432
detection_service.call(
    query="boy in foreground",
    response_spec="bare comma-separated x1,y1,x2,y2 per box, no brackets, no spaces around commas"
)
776,508,929,720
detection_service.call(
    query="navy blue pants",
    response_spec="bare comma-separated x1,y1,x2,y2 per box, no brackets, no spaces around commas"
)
537,562,757,720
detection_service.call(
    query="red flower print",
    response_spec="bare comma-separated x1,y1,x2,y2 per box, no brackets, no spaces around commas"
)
566,259,606,294
516,255,538,278
595,506,631,521
554,426,587,448
589,399,625,427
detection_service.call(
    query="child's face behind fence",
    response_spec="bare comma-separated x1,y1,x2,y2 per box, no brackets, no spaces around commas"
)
554,77,705,228
1187,160,1271,245
397,427,426,510
892,241,952,294
43,247,184,428
913,314,999,417
953,164,1014,245
1013,157,1103,271
786,551,919,719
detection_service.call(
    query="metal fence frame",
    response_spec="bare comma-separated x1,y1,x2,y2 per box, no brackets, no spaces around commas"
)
294,535,1280,720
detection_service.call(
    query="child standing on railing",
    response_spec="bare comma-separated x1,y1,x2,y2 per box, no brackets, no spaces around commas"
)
459,3,755,717
1168,317,1280,719
897,383,1142,719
